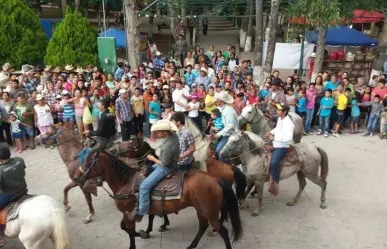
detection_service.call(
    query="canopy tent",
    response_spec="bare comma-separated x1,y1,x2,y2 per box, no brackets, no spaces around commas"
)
351,10,385,24
305,26,378,46
99,28,126,48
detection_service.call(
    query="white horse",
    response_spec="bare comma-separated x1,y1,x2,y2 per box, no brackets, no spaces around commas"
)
5,195,70,249
220,131,329,216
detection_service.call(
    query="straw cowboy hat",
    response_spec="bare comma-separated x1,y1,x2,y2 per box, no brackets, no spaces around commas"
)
215,91,234,104
21,64,35,74
200,67,208,74
52,66,63,73
64,65,74,72
44,65,53,72
2,63,14,72
151,119,178,132
75,66,85,74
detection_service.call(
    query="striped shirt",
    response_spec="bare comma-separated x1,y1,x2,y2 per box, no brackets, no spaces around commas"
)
115,97,133,121
62,101,74,118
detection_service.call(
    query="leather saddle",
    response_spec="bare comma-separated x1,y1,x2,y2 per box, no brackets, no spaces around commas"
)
0,191,35,226
264,144,300,170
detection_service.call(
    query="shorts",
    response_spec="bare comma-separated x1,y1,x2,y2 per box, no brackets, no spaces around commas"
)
63,116,75,122
336,110,345,125
351,116,359,124
12,132,22,139
21,126,35,137
75,116,83,122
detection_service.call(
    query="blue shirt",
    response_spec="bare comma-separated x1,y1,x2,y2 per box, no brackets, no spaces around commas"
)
351,99,360,117
319,97,334,117
259,89,269,98
214,117,224,130
325,81,338,91
184,73,196,86
192,70,200,79
297,97,307,113
115,67,124,81
154,58,165,70
149,101,161,120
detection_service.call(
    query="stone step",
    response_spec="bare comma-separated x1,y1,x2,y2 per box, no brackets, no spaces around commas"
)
198,26,238,31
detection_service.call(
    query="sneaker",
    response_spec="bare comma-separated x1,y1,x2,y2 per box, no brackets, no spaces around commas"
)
370,132,374,137
317,129,322,135
331,129,335,133
363,132,370,136
332,132,340,138
303,132,307,136
324,132,328,138
308,132,313,135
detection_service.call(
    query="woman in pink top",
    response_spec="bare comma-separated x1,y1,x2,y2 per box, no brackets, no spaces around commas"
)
304,83,317,134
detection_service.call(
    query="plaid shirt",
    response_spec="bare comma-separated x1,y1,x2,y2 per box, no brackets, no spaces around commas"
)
22,81,36,96
44,91,56,106
177,126,195,165
115,97,132,121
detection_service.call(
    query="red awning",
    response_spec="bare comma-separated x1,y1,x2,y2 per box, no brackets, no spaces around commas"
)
351,10,385,23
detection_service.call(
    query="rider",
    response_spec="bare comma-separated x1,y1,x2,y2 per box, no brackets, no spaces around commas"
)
266,103,294,196
265,78,286,123
0,146,27,246
171,112,196,171
213,91,238,161
131,119,180,222
83,99,116,153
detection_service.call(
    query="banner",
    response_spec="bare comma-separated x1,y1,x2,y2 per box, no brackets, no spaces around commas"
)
262,42,315,69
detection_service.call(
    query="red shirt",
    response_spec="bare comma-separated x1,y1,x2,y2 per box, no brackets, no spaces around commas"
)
91,85,109,97
372,87,387,99
247,95,259,105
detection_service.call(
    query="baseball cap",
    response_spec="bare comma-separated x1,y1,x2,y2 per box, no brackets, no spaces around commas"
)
118,89,127,95
163,85,169,90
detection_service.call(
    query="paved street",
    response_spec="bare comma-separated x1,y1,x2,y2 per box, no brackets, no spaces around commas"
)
3,133,387,249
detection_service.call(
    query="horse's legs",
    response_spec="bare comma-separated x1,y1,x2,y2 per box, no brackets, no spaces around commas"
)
287,171,307,206
304,173,328,209
251,182,264,216
208,209,226,237
63,181,77,212
82,190,95,224
208,219,232,249
159,215,170,232
239,181,254,210
137,215,154,239
120,216,138,249
187,214,209,249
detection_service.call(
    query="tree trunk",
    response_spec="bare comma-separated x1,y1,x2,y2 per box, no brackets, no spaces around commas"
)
254,0,264,85
125,0,140,69
97,11,101,27
75,0,80,9
244,0,254,52
61,0,67,16
169,0,177,41
311,26,328,82
372,14,387,79
149,16,154,38
181,0,190,46
239,7,249,50
263,0,280,78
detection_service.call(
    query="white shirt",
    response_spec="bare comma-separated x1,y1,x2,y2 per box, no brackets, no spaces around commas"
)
172,88,190,112
188,102,200,117
270,115,294,148
227,60,237,71
207,67,215,79
34,104,54,127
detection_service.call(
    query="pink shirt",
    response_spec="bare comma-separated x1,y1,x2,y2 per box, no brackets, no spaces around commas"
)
372,87,387,99
306,90,316,109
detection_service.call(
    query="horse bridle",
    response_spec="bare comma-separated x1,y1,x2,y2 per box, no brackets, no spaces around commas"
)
41,128,80,146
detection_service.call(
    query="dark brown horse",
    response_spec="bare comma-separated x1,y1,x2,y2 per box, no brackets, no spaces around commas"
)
73,149,243,249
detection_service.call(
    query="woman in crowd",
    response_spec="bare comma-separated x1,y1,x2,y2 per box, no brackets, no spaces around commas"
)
184,51,195,68
33,94,54,134
0,92,14,146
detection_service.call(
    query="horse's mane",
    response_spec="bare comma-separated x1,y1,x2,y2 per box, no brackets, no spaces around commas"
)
106,152,140,181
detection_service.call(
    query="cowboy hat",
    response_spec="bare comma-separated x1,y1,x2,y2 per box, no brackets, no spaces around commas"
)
162,85,169,89
64,65,74,72
151,119,178,132
156,51,161,56
200,67,208,74
52,66,63,73
2,63,13,72
36,94,44,101
310,52,316,58
21,64,34,74
215,91,234,104
119,89,127,96
75,66,85,74
44,65,53,72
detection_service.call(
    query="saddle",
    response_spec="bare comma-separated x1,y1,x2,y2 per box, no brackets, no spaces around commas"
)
0,193,36,226
264,145,300,175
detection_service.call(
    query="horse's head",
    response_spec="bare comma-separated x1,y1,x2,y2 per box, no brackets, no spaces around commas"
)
239,104,264,126
123,137,153,161
220,131,250,159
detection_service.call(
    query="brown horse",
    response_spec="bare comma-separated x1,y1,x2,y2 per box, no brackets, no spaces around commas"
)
34,128,97,223
73,148,243,249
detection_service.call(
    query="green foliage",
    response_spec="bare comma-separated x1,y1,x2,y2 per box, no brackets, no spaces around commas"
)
44,7,98,67
0,0,47,68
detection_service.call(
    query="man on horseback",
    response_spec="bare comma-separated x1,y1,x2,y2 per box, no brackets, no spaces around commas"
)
266,103,294,196
171,112,196,170
265,79,286,123
131,119,180,222
213,91,238,161
0,146,27,246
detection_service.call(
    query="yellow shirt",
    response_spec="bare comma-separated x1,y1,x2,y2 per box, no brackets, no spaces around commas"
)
337,94,347,110
204,94,217,114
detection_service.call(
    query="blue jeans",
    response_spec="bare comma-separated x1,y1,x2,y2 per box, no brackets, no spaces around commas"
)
0,194,14,210
144,109,150,137
270,148,288,183
367,116,379,133
215,136,229,161
304,108,314,133
139,164,171,216
319,115,330,133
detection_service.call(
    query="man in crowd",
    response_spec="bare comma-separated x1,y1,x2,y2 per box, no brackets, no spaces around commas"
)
131,87,145,137
175,35,188,66
115,89,134,141
172,81,190,114
194,68,211,90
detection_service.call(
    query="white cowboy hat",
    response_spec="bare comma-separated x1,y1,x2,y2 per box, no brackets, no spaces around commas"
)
215,91,234,104
44,65,53,72
75,66,84,74
2,63,13,72
64,65,74,72
156,51,161,56
200,67,208,74
310,52,316,58
21,64,35,74
151,119,178,132
118,89,127,95
52,66,63,73
36,94,44,101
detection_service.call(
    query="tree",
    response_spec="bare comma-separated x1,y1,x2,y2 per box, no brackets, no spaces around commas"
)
254,0,264,84
239,6,249,50
0,0,47,68
124,0,140,69
263,0,280,77
45,7,98,67
61,0,67,16
244,0,255,52
372,12,387,74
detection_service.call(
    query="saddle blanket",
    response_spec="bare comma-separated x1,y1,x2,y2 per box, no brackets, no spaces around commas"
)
0,194,36,224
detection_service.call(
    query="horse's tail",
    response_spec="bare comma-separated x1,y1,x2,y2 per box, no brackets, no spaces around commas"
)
231,165,247,201
218,180,243,243
52,205,70,249
317,147,329,182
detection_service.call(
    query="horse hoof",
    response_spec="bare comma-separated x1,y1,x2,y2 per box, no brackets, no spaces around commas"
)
139,230,150,239
207,231,218,237
286,201,295,206
320,203,327,209
158,226,168,232
64,205,71,213
251,210,260,216
83,214,94,224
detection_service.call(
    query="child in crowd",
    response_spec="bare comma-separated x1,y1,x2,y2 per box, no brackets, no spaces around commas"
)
259,83,270,112
350,92,361,134
296,90,307,119
285,87,296,113
210,108,224,135
162,104,174,120
148,93,161,142
9,111,31,153
361,94,383,136
294,84,301,98
108,99,116,115
332,87,351,138
197,84,206,102
317,89,334,137
233,92,246,115
187,94,202,130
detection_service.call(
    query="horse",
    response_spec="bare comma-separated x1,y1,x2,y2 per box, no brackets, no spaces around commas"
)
34,128,97,224
73,148,243,249
3,195,70,249
238,104,304,143
220,131,329,216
